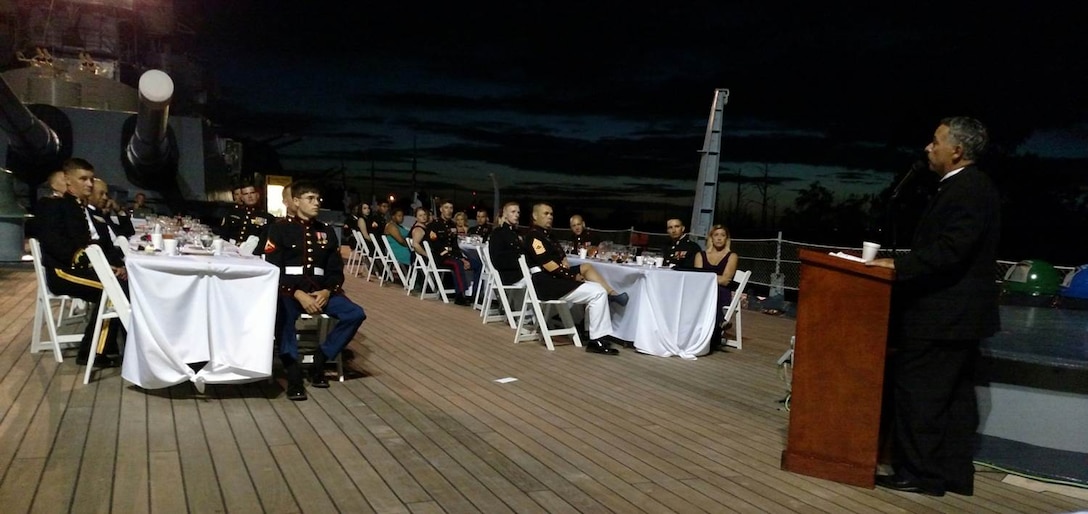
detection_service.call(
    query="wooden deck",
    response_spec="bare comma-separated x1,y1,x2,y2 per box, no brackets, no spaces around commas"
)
1,263,1085,513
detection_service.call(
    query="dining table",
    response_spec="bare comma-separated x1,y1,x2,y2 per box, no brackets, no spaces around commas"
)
569,257,719,359
121,248,279,391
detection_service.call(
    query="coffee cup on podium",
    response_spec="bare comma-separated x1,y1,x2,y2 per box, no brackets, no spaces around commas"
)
862,241,881,262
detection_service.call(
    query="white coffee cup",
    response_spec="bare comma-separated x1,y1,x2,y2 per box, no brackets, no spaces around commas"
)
635,255,645,265
862,241,881,261
163,238,178,255
211,239,224,255
150,233,163,250
578,248,587,259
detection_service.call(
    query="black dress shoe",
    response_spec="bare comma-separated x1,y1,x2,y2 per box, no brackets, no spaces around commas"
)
875,474,944,496
76,354,119,368
585,339,619,355
453,295,471,306
608,292,629,306
310,353,330,388
285,362,308,401
945,481,974,496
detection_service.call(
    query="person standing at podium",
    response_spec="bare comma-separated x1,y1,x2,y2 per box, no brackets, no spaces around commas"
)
867,117,1000,497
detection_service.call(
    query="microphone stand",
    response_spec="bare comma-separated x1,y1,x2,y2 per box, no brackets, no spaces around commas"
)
887,161,924,253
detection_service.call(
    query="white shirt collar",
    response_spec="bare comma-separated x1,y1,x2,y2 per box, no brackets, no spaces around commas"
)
940,166,966,182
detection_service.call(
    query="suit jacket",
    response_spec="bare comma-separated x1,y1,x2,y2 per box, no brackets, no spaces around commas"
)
33,193,95,270
488,223,523,285
892,165,1001,340
86,206,127,266
264,217,345,296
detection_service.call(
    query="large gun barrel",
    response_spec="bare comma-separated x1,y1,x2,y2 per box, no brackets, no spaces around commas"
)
123,69,180,208
0,75,63,183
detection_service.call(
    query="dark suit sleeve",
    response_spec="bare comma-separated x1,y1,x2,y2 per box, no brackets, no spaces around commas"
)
35,199,92,268
111,213,136,237
324,226,345,292
894,177,999,282
488,229,520,272
265,223,299,294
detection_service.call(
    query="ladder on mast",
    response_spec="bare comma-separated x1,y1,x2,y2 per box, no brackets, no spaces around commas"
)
689,88,729,244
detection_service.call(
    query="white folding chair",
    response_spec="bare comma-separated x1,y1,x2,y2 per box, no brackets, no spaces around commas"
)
28,238,84,362
479,244,526,328
513,255,582,351
723,269,752,350
471,246,490,311
380,234,411,289
346,229,372,277
367,233,395,286
298,313,345,382
420,241,455,303
406,238,426,295
115,235,133,257
84,244,132,384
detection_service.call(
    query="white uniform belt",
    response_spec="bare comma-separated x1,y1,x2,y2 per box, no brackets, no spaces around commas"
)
285,266,324,276
529,266,542,274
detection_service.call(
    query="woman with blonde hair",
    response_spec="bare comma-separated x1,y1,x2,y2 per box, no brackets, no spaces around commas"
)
453,211,470,236
694,224,740,352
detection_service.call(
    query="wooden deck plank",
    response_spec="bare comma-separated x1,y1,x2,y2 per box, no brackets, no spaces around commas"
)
171,387,227,513
0,266,1085,513
216,385,301,514
111,383,150,514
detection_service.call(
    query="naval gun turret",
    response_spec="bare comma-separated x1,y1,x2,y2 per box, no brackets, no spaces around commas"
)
0,73,69,186
121,69,182,211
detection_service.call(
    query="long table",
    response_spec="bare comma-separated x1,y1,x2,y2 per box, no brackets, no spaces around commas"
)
121,252,279,391
569,257,718,359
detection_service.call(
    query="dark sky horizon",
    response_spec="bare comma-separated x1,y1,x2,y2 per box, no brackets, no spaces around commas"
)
196,2,1088,220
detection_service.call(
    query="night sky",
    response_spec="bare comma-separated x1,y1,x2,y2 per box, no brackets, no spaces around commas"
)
196,1,1088,224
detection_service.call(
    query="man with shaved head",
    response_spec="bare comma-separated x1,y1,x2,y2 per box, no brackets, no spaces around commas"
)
569,214,601,256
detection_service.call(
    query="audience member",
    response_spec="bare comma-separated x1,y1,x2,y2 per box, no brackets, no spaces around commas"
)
426,199,474,305
44,170,66,198
384,208,412,266
130,192,156,217
220,181,275,252
663,218,701,269
468,208,493,240
86,179,133,264
488,202,523,285
281,184,297,219
569,214,601,256
694,224,740,352
34,158,126,366
265,181,366,401
453,211,470,236
523,202,619,355
409,207,430,260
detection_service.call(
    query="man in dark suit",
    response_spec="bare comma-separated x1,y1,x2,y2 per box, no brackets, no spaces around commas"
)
868,117,1000,497
34,158,127,366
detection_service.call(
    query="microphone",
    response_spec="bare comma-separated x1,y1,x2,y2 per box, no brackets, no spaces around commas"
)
891,160,927,200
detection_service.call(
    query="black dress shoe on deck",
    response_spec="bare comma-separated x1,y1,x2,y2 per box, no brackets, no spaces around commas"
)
608,292,629,306
585,339,619,355
875,474,944,497
285,362,308,401
310,353,330,388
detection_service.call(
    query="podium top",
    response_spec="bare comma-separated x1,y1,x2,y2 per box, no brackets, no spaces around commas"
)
799,248,895,282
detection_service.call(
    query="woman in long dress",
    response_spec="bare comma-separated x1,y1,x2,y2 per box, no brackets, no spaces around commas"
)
693,224,739,352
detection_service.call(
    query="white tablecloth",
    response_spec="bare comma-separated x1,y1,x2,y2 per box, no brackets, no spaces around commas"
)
570,258,718,359
122,253,279,390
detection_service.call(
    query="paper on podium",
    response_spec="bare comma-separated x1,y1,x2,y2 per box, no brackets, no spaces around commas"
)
829,251,866,263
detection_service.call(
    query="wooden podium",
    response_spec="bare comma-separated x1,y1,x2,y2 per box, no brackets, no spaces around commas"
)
781,249,895,488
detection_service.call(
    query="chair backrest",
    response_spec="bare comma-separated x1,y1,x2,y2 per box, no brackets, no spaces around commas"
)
369,233,390,260
516,255,542,303
115,235,133,257
352,229,371,255
381,233,408,266
28,238,56,298
85,244,131,331
723,269,752,321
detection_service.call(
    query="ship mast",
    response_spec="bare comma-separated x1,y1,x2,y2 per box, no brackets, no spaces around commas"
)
689,88,729,243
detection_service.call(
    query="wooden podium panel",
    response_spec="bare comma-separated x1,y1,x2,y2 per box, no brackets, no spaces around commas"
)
781,249,895,488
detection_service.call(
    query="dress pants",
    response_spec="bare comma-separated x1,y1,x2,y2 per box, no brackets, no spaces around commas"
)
890,338,980,491
46,267,124,358
560,282,612,340
278,294,366,362
438,256,470,295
